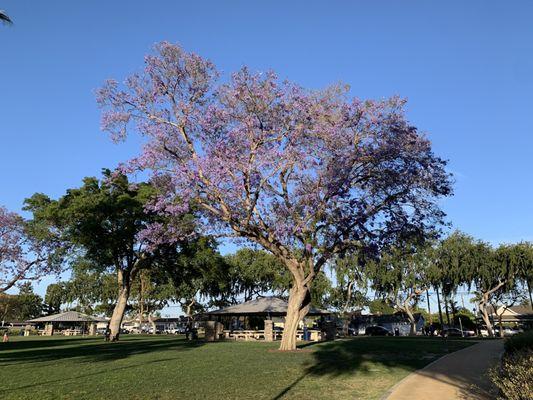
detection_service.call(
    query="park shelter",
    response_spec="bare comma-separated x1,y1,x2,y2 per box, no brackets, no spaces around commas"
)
207,296,330,317
206,296,331,330
204,297,332,341
27,311,106,336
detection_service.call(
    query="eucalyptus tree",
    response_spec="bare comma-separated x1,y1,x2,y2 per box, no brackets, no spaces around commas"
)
157,236,227,319
223,248,288,304
369,241,433,335
432,232,475,326
329,252,368,315
509,242,533,308
130,269,175,332
97,42,452,350
459,240,524,337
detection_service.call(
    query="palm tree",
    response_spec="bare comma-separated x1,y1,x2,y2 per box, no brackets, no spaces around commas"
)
0,10,13,25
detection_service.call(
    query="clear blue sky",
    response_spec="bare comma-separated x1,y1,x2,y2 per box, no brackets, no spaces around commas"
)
1,1,532,302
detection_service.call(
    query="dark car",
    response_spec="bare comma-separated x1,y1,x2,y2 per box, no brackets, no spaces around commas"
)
442,328,464,337
365,326,391,336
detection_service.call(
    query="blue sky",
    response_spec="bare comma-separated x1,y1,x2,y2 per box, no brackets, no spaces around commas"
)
1,1,532,303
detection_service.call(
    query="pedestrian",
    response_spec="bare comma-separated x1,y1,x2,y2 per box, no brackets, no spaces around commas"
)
104,326,111,342
3,331,8,343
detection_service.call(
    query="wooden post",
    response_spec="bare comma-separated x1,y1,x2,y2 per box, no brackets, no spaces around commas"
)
205,321,216,342
44,323,54,336
264,319,274,342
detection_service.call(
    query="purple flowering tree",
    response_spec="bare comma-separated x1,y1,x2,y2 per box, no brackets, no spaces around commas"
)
0,206,55,293
97,42,453,350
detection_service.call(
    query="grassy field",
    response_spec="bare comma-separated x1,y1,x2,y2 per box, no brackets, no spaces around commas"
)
0,335,477,400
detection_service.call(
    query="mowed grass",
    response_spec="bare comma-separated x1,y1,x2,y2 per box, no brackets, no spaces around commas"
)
0,335,476,400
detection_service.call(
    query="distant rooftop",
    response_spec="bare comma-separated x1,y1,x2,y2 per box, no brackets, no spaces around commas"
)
27,311,107,323
206,296,331,317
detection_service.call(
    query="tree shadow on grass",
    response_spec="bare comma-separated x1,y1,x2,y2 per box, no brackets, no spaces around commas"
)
0,336,204,365
272,337,485,399
0,355,182,394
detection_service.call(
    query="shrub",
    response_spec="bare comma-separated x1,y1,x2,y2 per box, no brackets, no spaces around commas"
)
504,330,533,354
490,348,533,400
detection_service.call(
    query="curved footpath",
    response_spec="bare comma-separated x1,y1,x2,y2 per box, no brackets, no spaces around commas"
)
383,340,504,400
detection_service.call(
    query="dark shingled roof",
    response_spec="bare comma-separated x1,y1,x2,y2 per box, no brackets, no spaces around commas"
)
206,296,331,317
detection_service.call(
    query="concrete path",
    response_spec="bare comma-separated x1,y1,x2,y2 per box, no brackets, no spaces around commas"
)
384,340,504,400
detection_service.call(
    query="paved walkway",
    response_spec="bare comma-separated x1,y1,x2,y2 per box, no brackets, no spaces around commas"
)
384,340,504,400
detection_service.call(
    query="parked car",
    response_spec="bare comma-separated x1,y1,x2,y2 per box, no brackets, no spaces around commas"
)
365,326,392,336
165,327,186,334
442,328,465,337
347,327,358,336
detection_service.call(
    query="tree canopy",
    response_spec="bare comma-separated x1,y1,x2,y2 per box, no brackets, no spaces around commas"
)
97,42,453,350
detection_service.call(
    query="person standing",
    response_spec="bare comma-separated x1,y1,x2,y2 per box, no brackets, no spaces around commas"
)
3,331,9,342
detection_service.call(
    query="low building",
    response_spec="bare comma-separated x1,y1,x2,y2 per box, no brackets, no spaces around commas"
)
27,311,107,335
485,305,533,329
205,296,331,330
153,317,188,332
350,313,425,336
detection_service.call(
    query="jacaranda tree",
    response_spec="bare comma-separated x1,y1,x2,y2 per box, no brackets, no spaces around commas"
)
0,206,60,293
97,42,453,350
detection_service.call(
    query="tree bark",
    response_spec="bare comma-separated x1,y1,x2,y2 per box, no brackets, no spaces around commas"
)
404,303,417,336
279,283,310,351
426,290,432,324
526,279,533,310
479,298,494,337
435,286,444,332
498,312,504,338
444,293,451,326
148,313,156,334
109,269,131,341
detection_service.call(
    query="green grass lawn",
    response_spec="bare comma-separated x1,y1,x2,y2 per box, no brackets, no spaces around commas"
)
0,335,477,400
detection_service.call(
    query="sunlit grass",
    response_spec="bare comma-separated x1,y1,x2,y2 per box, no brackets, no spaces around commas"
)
0,335,476,400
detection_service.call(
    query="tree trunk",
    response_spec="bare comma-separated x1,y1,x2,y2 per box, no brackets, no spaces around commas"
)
109,269,131,341
279,284,310,351
148,313,156,334
444,294,451,326
526,279,533,310
426,290,432,324
404,302,417,336
435,286,444,331
479,299,494,338
498,313,504,338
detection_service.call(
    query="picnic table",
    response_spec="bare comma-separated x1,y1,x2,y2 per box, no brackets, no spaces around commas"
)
223,330,265,341
62,329,82,336
222,329,321,341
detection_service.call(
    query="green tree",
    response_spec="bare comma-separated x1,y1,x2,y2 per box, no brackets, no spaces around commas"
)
44,282,69,314
328,253,368,315
368,299,395,315
158,237,227,320
430,232,475,327
16,283,43,320
2,284,44,324
223,249,288,304
25,170,193,340
369,242,432,335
